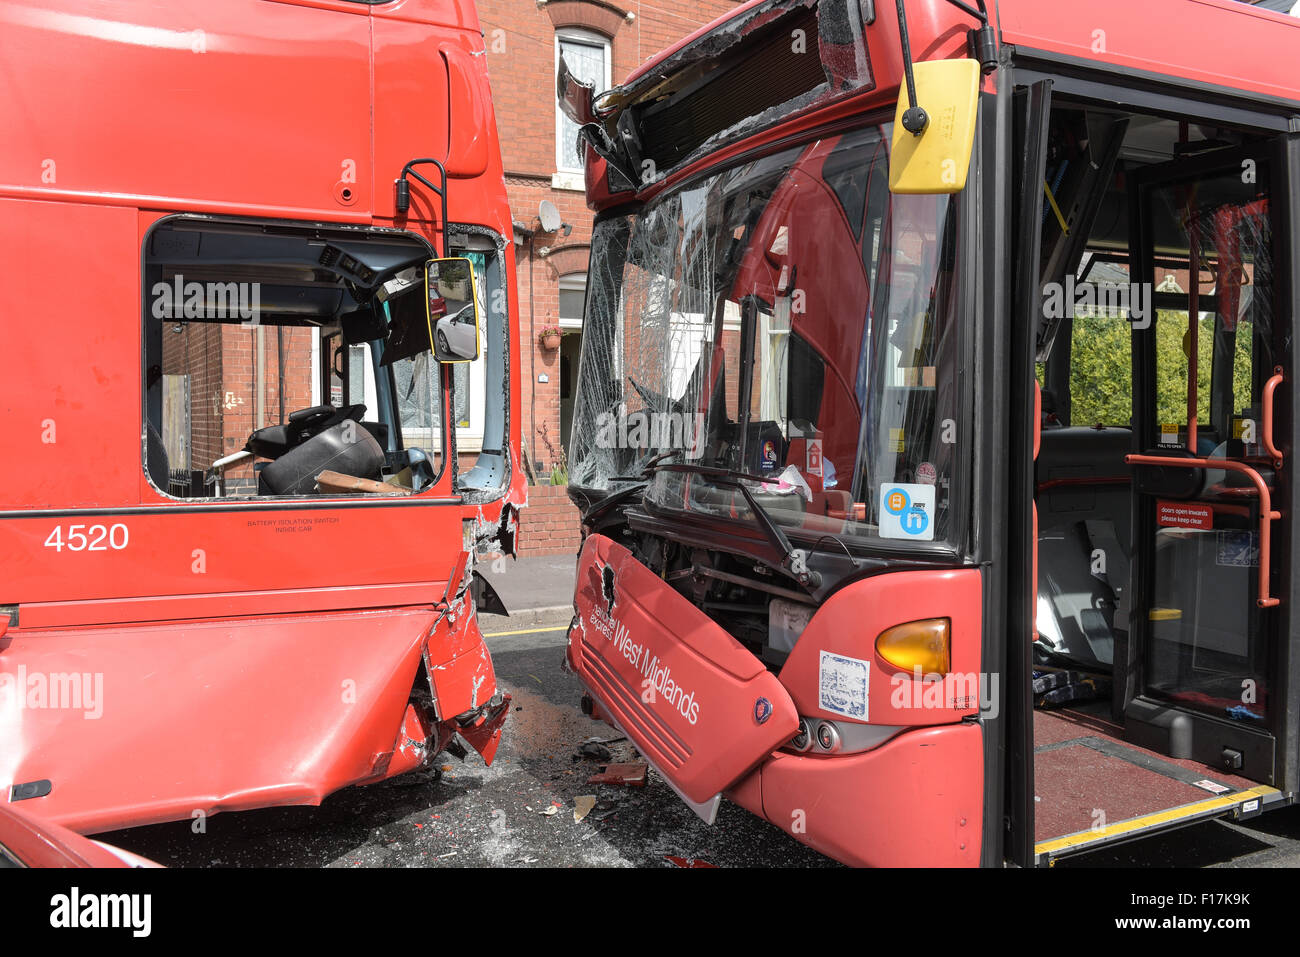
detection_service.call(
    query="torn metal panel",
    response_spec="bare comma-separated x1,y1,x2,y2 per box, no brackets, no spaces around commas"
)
421,599,505,756
557,54,598,127
456,692,511,765
461,458,524,561
367,699,442,782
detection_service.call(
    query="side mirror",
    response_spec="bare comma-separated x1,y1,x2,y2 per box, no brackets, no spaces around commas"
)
425,257,480,363
888,59,980,195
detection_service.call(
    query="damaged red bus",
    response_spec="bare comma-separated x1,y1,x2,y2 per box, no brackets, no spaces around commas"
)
559,0,1300,865
0,0,524,834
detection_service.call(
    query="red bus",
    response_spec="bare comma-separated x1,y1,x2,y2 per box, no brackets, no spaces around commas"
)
0,0,525,834
560,0,1300,865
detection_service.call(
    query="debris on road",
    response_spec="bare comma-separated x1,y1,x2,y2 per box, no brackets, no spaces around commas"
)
573,795,596,822
665,856,716,868
587,762,647,787
576,741,613,762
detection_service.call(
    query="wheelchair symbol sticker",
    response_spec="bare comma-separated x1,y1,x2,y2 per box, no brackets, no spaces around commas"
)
879,483,934,540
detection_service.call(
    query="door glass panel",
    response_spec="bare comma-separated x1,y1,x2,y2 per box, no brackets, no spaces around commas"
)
1150,305,1212,451
1141,162,1274,724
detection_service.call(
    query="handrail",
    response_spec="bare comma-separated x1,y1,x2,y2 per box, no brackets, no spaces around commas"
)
1262,366,1285,469
1126,453,1280,608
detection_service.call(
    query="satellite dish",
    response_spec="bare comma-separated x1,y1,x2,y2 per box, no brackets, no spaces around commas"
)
538,200,563,233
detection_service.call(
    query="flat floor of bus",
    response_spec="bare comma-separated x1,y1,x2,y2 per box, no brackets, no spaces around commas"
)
1031,701,1280,865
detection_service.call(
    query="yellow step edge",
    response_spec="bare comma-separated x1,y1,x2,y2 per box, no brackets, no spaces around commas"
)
1035,785,1280,857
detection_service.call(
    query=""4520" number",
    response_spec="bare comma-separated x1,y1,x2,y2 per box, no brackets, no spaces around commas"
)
44,523,129,552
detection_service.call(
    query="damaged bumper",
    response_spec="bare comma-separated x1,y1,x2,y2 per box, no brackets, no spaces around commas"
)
1,596,508,834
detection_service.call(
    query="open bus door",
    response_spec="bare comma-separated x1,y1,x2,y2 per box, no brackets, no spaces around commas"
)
1122,146,1290,784
1006,68,1299,865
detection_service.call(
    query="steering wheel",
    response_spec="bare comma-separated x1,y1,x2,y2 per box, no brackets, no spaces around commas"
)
288,405,338,428
288,403,365,431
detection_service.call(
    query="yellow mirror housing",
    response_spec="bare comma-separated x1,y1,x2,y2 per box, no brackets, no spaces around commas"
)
888,59,980,194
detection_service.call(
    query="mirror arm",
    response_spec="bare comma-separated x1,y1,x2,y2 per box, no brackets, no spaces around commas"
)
894,0,928,135
395,158,450,257
895,0,997,135
943,0,987,23
941,0,998,75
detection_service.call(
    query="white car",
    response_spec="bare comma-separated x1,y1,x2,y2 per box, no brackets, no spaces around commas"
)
434,301,478,360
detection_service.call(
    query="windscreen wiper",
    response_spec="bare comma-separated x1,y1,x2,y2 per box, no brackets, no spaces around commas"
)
642,461,821,590
609,448,682,482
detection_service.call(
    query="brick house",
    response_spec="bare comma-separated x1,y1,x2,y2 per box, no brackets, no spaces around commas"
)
477,0,737,555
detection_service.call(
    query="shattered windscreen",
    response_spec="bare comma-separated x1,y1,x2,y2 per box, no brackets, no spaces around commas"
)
589,0,876,194
568,123,968,549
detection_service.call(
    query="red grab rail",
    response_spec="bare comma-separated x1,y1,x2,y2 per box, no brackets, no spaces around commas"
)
1125,453,1281,608
1262,367,1285,469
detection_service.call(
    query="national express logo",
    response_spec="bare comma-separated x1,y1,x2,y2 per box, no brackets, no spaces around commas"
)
879,483,935,541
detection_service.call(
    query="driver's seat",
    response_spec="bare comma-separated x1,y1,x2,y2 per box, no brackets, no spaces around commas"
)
259,421,384,495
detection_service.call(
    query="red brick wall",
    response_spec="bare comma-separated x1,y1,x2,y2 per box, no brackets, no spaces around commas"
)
475,0,736,555
518,482,583,556
161,321,226,471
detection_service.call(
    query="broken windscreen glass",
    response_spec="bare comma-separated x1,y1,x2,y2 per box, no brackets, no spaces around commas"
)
584,0,875,194
568,123,967,549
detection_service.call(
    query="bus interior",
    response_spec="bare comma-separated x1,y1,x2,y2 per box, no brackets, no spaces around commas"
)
142,219,498,501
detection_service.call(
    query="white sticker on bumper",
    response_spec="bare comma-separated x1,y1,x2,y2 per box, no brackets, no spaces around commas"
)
819,650,870,720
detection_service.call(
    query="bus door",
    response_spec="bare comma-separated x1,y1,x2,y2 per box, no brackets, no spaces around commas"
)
1124,146,1289,785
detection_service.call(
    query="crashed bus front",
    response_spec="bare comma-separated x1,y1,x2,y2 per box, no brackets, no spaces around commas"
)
560,0,984,867
0,0,524,834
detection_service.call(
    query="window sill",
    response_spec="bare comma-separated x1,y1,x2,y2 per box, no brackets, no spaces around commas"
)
551,171,585,192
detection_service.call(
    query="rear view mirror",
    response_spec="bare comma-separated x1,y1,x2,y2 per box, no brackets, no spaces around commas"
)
888,59,980,194
425,257,480,363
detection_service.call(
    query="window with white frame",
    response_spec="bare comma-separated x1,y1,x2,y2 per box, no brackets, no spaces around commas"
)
555,29,610,174
558,273,587,330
